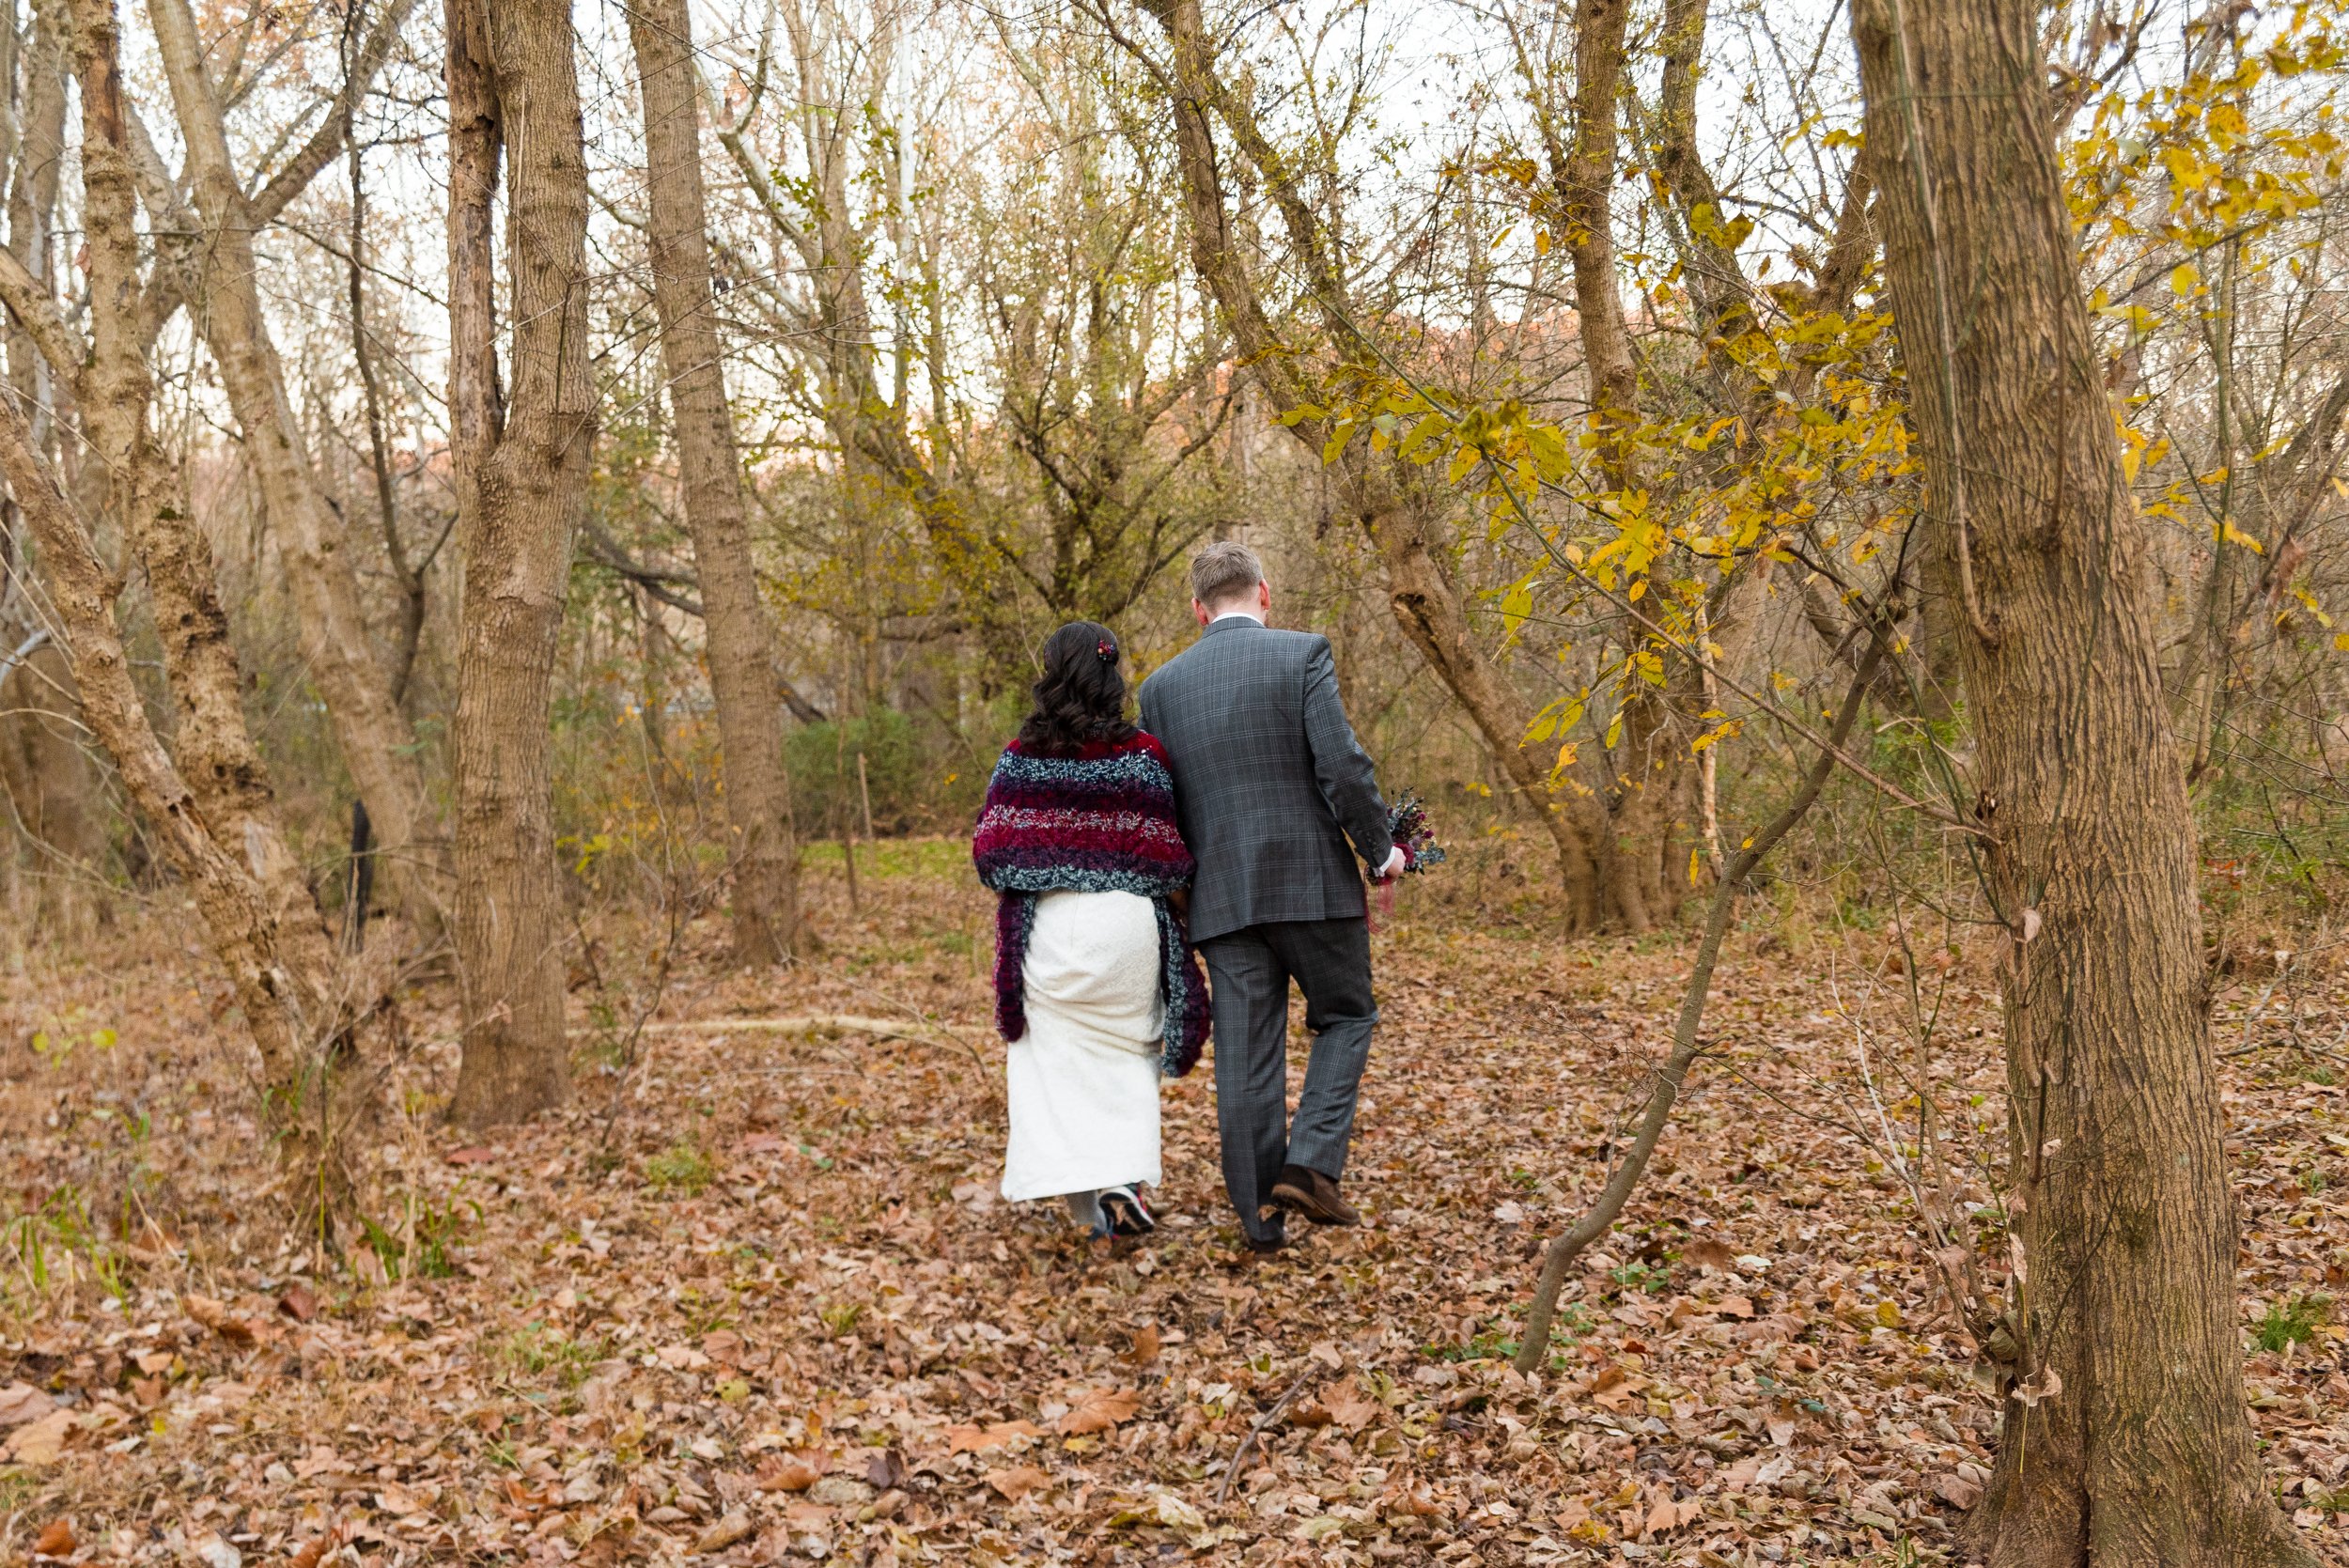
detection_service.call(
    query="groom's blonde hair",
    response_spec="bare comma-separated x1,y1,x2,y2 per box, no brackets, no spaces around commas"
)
1190,539,1265,610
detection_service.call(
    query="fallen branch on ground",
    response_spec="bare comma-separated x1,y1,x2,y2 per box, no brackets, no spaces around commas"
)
1217,1367,1322,1505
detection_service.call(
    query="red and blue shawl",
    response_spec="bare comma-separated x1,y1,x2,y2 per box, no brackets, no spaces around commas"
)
972,734,1208,1078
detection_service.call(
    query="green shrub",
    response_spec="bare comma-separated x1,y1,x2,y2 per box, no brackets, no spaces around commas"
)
786,708,926,835
2251,1294,2327,1353
645,1141,716,1197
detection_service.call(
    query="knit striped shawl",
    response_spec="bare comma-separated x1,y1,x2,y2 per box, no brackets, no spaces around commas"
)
972,735,1208,1077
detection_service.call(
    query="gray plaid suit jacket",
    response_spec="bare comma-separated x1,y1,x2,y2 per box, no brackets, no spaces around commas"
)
1138,617,1392,942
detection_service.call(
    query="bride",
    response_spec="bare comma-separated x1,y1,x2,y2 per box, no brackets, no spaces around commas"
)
972,621,1208,1238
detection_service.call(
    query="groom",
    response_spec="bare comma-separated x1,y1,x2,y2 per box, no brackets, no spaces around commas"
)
1140,541,1406,1253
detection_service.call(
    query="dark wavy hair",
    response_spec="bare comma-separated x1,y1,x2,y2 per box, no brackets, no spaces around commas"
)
1018,621,1138,753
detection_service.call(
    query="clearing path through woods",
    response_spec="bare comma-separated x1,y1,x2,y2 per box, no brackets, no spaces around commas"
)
5,842,2346,1565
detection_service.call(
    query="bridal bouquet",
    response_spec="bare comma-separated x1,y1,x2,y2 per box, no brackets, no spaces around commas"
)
1386,791,1447,874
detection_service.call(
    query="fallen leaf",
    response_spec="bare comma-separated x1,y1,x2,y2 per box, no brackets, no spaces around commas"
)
374,1483,423,1515
756,1459,821,1494
739,1133,786,1155
33,1518,74,1558
1683,1235,1735,1271
693,1514,754,1553
984,1465,1050,1500
1058,1388,1140,1436
1153,1493,1205,1530
4,1408,75,1465
184,1294,257,1344
288,1533,333,1568
444,1146,499,1166
0,1383,58,1427
1643,1496,1701,1537
1289,1400,1334,1429
278,1283,319,1322
1123,1324,1160,1365
1722,1456,1762,1491
2013,1364,2064,1407
945,1420,1044,1453
657,1343,712,1371
863,1448,908,1490
1323,1386,1381,1431
1934,1471,1983,1509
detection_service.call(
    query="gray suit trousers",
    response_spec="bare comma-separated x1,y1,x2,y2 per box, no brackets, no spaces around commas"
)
1198,916,1377,1244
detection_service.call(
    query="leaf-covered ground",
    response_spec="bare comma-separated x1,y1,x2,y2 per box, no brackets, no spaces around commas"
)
5,841,2345,1566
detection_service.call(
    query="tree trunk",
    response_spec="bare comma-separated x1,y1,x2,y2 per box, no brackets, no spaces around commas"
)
34,0,363,1216
1852,2,2314,1562
3,0,62,466
443,0,594,1126
1554,0,1641,480
1364,493,1608,929
145,0,443,926
626,0,801,964
67,0,320,941
0,395,360,1211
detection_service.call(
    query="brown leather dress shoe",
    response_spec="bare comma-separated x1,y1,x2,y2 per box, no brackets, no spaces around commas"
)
1269,1164,1361,1227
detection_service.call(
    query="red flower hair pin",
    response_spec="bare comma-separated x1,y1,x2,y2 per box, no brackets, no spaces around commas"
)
1097,637,1116,661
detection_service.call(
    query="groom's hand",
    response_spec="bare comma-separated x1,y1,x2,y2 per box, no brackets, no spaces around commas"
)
1371,846,1408,885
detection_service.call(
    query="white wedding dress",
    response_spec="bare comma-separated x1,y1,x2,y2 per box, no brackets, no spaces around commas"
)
1000,889,1164,1203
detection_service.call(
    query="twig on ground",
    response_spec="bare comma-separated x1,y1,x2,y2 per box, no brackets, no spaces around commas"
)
1218,1366,1321,1505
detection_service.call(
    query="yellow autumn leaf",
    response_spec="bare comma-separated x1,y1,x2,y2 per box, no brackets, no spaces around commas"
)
2170,262,2200,296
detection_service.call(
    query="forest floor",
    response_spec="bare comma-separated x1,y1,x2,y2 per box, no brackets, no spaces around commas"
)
4,838,2348,1567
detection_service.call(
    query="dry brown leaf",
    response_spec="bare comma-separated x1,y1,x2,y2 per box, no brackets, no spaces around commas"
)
1933,1470,1983,1510
1323,1386,1381,1431
1057,1388,1140,1436
184,1294,257,1344
1288,1400,1334,1429
1683,1236,1736,1272
33,1518,74,1558
984,1465,1051,1500
0,1383,57,1427
277,1282,319,1322
945,1420,1044,1453
1642,1497,1702,1537
756,1457,824,1493
692,1514,754,1553
1123,1324,1159,1365
1717,1295,1755,1319
5,1409,75,1466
